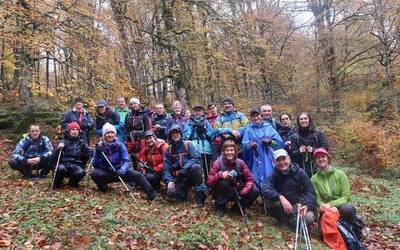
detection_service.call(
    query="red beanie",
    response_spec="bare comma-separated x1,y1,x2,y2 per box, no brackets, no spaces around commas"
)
67,122,81,132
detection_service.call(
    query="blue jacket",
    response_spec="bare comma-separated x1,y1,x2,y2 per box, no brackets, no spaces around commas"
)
162,138,201,184
152,112,172,140
12,134,53,162
215,110,248,136
263,118,281,132
92,140,130,175
242,122,284,187
183,116,216,155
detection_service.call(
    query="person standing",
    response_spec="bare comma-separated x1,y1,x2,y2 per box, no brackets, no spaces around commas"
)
114,97,130,142
260,104,281,131
242,108,284,188
151,103,171,141
95,99,124,141
61,97,95,145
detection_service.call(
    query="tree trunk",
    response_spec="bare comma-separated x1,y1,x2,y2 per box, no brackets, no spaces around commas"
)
46,51,50,98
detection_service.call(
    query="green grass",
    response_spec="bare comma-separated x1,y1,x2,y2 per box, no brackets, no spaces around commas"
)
1,163,399,249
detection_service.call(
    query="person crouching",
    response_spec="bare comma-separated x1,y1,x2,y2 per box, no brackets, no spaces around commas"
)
207,140,259,216
90,123,157,200
53,122,92,188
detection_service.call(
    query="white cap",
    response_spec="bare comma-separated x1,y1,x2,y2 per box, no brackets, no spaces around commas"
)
102,122,116,137
129,97,140,105
273,149,289,160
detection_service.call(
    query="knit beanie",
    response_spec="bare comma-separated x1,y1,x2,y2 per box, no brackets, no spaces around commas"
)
102,122,116,137
67,122,81,132
222,97,234,106
129,97,140,105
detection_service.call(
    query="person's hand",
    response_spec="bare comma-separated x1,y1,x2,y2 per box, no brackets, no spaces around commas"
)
285,141,291,146
30,157,41,165
319,203,332,211
95,144,103,155
262,138,272,146
58,142,65,149
154,124,161,129
249,142,257,149
299,145,307,153
299,205,308,216
306,146,313,153
167,182,175,190
117,169,125,176
232,130,240,138
222,171,231,179
279,195,293,214
26,158,35,165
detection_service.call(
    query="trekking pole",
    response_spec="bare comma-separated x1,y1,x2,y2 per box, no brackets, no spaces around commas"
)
295,204,301,250
49,149,62,195
86,157,94,176
100,151,136,201
302,216,312,250
203,153,209,181
230,171,252,237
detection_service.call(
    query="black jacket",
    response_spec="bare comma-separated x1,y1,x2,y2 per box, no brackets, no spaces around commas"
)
54,135,93,166
95,108,121,130
261,163,316,210
124,106,152,141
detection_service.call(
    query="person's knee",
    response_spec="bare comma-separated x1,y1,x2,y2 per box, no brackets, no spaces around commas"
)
74,168,86,178
304,211,316,225
339,204,356,219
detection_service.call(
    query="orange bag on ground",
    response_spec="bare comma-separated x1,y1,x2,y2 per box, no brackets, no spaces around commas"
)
320,208,347,250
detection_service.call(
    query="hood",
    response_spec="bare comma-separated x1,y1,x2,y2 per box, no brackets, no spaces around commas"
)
168,124,182,143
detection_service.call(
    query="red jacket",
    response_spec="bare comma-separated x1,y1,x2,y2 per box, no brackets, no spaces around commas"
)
137,140,167,174
207,157,254,196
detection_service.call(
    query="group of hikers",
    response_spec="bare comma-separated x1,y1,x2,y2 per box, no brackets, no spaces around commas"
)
8,96,365,249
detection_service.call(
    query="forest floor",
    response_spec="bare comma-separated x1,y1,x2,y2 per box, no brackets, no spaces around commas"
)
0,138,399,249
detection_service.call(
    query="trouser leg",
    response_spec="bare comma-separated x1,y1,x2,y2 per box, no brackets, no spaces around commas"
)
211,180,233,209
144,173,161,190
166,179,188,201
339,203,364,239
67,164,86,187
8,158,32,178
122,169,155,198
54,164,68,188
36,157,52,177
240,185,260,209
91,168,115,191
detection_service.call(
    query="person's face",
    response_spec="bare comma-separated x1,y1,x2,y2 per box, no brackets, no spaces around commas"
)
131,102,140,110
75,102,83,110
171,130,181,142
173,105,182,114
145,136,157,147
208,105,217,115
97,106,106,114
299,114,310,127
251,113,262,124
315,154,329,170
29,126,41,139
155,104,165,115
117,99,126,109
280,114,291,127
223,102,233,112
193,108,203,117
184,110,191,118
69,127,80,137
104,131,116,142
275,156,291,171
261,106,273,120
223,146,236,161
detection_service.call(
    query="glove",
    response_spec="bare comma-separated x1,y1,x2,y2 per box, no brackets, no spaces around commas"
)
249,142,257,149
95,144,103,155
195,124,206,134
262,138,272,146
117,169,125,176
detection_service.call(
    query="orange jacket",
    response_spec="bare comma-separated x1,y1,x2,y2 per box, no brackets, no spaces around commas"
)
137,140,167,174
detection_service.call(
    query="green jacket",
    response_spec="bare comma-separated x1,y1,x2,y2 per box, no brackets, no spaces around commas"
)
114,107,130,125
310,167,351,207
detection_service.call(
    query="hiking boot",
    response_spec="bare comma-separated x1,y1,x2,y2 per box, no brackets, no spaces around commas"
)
194,191,207,206
147,191,158,201
215,205,226,217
